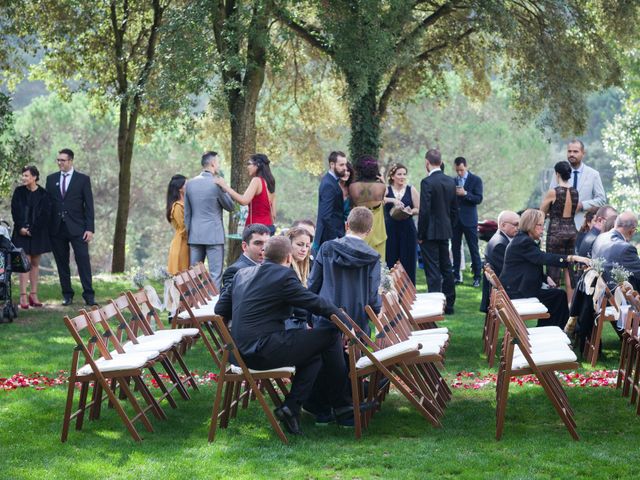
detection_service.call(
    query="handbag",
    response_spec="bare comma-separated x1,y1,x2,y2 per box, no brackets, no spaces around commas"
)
10,247,31,273
390,205,412,221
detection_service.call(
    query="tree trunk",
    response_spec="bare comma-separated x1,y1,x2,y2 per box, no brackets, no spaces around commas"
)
348,80,382,161
111,101,136,273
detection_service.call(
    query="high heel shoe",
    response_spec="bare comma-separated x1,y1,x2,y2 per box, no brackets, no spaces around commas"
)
29,293,43,307
20,294,29,310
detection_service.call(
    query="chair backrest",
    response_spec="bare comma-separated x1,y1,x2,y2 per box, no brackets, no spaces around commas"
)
173,272,207,320
85,304,130,354
126,289,167,332
64,310,115,371
193,262,219,297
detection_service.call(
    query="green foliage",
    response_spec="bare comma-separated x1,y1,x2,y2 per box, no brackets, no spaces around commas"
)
6,93,205,270
0,92,34,199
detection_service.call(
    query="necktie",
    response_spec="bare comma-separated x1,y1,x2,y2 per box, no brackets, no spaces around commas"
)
61,173,68,197
572,170,578,190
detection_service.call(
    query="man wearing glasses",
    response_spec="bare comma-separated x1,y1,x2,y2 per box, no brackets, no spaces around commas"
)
479,210,519,312
45,148,96,306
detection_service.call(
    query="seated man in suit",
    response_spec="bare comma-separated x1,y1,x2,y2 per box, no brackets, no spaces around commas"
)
220,223,271,295
214,236,352,435
576,205,618,257
591,211,640,290
308,206,381,334
480,210,519,312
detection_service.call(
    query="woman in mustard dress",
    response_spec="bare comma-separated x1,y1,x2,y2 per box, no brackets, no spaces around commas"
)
348,156,402,261
166,174,189,275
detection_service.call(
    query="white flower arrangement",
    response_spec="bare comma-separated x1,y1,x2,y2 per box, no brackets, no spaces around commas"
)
590,257,606,275
610,263,631,284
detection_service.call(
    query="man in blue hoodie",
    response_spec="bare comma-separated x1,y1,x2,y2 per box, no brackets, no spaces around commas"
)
308,206,382,334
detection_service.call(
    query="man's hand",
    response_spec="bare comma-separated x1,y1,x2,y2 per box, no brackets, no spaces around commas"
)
83,231,94,242
455,186,466,196
546,276,557,288
19,228,31,236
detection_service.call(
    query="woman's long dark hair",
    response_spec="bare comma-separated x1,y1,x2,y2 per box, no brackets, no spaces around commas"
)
166,174,187,223
354,155,380,181
250,153,276,193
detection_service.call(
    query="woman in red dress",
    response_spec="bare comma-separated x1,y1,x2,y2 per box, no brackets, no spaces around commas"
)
215,153,277,234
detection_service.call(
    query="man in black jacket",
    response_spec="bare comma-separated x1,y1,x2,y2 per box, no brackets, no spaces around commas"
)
314,151,347,252
45,148,96,306
219,223,270,295
576,205,617,257
215,236,351,434
479,210,519,312
417,149,458,313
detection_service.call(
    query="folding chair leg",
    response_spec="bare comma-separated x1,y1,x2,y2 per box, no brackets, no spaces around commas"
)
61,378,77,442
119,378,155,434
173,347,199,392
151,363,179,409
75,382,90,431
348,349,362,440
90,381,103,420
208,371,227,442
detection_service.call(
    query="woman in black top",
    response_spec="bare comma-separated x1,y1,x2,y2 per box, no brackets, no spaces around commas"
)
11,165,51,309
499,209,589,328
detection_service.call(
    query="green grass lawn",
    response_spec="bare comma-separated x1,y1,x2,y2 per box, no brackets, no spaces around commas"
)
0,273,637,479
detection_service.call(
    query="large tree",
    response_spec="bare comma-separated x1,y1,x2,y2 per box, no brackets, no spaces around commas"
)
12,0,180,272
277,0,637,160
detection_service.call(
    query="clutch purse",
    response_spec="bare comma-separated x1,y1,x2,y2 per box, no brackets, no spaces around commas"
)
389,205,412,221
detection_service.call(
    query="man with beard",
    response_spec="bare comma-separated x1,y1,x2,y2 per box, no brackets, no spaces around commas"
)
314,151,348,252
550,139,606,229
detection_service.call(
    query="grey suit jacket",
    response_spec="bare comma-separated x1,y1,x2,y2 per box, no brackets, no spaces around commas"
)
184,171,235,245
591,229,640,286
550,163,606,228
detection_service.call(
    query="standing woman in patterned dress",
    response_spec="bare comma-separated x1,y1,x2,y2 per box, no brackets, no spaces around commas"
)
384,163,419,284
540,160,579,300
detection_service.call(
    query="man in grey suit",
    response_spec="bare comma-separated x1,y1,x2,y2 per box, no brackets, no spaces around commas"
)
550,139,606,229
184,151,235,288
591,211,640,290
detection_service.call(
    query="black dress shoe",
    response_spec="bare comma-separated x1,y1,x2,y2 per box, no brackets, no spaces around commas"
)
85,299,99,307
274,405,302,435
472,279,481,288
61,298,73,306
444,306,455,315
454,280,463,285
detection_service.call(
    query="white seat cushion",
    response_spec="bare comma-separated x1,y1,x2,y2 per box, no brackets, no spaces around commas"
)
512,346,577,369
406,333,448,347
148,328,200,339
206,295,219,307
409,302,444,318
415,292,446,302
529,333,571,345
512,297,541,304
604,306,618,317
77,352,155,376
527,326,563,335
355,341,419,369
228,364,295,375
122,337,177,352
515,302,548,316
177,303,217,319
409,327,449,336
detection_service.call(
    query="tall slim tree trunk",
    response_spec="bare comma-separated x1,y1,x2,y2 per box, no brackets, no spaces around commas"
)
348,81,382,160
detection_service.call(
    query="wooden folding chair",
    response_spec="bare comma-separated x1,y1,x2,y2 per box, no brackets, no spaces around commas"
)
390,265,446,326
584,279,618,367
192,262,219,298
483,265,552,367
493,299,580,440
207,315,293,444
330,311,443,439
617,288,639,398
61,311,162,442
124,290,200,394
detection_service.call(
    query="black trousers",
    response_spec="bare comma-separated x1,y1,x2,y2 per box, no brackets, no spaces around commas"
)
451,222,482,281
420,239,456,309
243,328,349,414
531,288,569,329
50,222,94,301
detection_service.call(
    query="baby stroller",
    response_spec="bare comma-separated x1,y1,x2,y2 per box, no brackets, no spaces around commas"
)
0,220,19,323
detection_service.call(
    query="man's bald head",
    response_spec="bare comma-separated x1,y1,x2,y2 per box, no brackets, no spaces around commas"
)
615,211,638,241
497,210,519,238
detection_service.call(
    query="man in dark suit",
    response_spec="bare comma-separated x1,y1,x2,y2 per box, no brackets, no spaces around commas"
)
576,205,617,257
215,236,352,435
451,156,483,287
220,223,270,295
314,151,347,252
480,210,519,312
417,149,458,313
46,148,96,306
591,211,640,290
